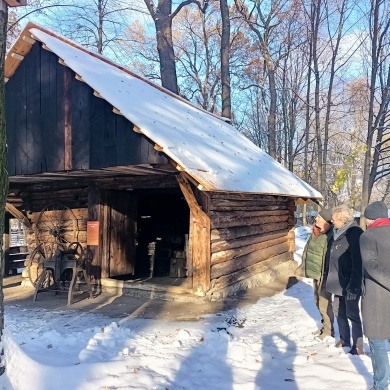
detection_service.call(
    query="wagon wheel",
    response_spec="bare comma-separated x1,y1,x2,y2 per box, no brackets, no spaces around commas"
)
35,202,78,260
26,244,55,288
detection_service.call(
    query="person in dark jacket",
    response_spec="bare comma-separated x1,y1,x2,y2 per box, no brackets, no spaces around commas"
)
300,209,334,339
360,201,390,390
326,204,364,355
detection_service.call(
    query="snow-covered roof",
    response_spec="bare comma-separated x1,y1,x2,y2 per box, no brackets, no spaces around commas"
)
6,23,322,200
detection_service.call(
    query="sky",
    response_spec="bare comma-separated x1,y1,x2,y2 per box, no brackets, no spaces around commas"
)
0,226,379,390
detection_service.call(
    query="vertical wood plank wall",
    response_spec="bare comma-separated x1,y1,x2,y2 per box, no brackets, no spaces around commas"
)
208,193,296,291
105,190,137,277
5,42,168,176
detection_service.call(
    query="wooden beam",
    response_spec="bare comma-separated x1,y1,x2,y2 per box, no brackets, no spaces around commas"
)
211,220,289,242
22,35,35,44
133,125,142,134
10,52,24,61
75,74,83,82
5,0,27,6
210,252,289,291
5,203,31,229
112,107,122,115
211,235,287,265
64,68,72,171
93,90,103,98
98,174,178,190
176,164,185,171
42,44,53,52
58,58,67,66
88,183,103,278
154,144,163,152
211,209,289,229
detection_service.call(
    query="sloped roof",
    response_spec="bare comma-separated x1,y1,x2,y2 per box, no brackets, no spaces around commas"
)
6,23,322,200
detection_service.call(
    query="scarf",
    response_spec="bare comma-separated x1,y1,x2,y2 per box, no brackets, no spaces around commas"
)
333,220,355,240
312,222,331,237
367,218,390,230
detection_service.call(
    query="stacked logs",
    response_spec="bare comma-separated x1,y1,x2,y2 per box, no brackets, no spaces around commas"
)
209,194,295,290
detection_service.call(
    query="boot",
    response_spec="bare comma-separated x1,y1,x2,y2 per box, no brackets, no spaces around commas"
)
335,339,351,348
312,328,323,336
349,346,364,355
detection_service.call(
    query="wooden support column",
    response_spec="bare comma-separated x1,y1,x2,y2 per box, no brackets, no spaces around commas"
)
5,203,31,229
177,173,210,296
88,183,106,279
64,67,72,170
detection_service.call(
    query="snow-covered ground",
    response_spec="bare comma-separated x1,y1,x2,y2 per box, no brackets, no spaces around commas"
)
0,227,378,389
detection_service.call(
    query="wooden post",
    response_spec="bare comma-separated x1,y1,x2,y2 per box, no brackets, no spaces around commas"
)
177,173,210,296
4,0,27,6
64,67,72,170
88,182,104,279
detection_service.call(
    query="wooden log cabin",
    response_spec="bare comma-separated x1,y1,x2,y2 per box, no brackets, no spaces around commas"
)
4,23,322,300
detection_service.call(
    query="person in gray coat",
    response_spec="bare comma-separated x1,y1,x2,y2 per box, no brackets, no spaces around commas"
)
326,204,364,355
360,200,390,390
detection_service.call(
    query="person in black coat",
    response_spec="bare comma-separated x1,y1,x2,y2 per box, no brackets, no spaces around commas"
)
360,201,390,390
326,204,364,355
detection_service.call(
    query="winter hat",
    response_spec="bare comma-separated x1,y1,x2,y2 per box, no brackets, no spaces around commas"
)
318,209,333,223
364,201,388,220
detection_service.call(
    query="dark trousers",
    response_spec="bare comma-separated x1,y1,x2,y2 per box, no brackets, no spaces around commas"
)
333,295,363,348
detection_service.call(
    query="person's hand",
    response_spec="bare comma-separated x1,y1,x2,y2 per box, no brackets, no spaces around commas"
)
346,291,357,300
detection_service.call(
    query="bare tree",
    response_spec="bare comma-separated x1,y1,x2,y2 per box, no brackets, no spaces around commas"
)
234,0,282,158
143,0,209,94
174,5,221,111
361,0,390,224
8,0,137,60
220,0,231,118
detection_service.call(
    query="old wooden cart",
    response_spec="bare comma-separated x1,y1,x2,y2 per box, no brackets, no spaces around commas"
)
26,202,93,305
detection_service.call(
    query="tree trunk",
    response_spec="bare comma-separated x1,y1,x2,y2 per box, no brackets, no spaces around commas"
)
304,11,312,186
97,0,103,54
154,0,179,94
361,0,381,226
267,66,277,159
0,1,8,376
323,0,347,203
144,0,179,94
155,19,178,94
220,0,231,119
312,0,323,195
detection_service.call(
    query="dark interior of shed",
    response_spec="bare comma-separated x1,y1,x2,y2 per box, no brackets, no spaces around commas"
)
113,188,190,281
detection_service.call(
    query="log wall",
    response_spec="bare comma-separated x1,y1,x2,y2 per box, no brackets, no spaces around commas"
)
208,193,296,291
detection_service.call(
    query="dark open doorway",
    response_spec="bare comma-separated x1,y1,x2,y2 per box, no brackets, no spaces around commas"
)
134,188,190,279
